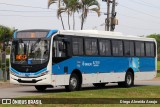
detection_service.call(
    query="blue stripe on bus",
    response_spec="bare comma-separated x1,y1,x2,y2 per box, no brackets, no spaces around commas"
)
52,57,156,75
46,30,58,38
10,67,47,77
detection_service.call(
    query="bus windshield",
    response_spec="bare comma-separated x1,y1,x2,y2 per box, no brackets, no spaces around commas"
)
11,39,50,65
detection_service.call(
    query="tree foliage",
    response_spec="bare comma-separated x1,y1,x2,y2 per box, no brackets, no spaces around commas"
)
0,25,15,50
48,0,65,30
80,0,100,30
48,0,100,30
0,25,14,42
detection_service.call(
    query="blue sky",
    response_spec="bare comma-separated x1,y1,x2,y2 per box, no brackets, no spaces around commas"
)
0,0,160,36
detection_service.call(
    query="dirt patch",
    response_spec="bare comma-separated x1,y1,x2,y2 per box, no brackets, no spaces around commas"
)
0,81,20,88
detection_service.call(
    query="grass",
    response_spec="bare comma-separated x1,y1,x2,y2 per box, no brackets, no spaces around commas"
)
157,72,160,77
27,86,160,98
2,86,159,107
157,61,160,70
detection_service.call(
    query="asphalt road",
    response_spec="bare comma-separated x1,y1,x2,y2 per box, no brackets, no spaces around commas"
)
0,81,160,98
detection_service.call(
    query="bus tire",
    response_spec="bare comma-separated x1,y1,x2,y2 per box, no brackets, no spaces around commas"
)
65,73,81,92
118,72,134,88
93,83,106,87
35,85,47,92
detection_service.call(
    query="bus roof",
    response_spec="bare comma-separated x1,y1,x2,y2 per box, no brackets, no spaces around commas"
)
58,30,156,42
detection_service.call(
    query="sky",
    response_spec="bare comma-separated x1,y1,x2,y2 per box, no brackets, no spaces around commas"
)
0,0,160,36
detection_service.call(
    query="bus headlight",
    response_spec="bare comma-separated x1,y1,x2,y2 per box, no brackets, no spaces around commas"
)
10,71,16,76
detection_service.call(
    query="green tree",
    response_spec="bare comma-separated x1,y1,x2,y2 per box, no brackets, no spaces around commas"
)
0,25,14,81
49,0,80,30
48,0,100,30
68,0,81,30
0,25,14,51
80,0,100,30
61,0,81,30
48,0,65,30
61,0,71,30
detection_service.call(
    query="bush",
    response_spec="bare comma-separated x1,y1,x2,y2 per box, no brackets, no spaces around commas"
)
0,58,10,69
6,47,10,55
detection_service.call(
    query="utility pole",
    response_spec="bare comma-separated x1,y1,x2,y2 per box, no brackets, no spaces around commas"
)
111,0,116,31
103,0,111,31
106,0,110,31
103,0,118,31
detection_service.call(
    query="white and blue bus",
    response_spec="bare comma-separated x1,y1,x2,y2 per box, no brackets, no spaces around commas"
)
10,30,157,91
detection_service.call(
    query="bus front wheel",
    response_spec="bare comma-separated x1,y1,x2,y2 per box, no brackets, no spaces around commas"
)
65,73,81,92
35,85,47,92
118,72,134,88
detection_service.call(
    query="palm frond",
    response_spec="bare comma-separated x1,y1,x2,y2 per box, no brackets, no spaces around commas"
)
89,7,100,17
88,0,100,9
57,7,66,18
48,0,57,8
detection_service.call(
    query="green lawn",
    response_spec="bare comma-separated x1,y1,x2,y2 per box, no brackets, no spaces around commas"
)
4,86,158,107
28,86,160,98
157,61,160,70
157,72,160,77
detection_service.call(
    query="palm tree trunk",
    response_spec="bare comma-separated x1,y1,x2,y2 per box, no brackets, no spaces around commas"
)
60,14,65,30
68,12,70,30
73,12,75,30
81,7,85,30
81,17,83,30
58,0,65,30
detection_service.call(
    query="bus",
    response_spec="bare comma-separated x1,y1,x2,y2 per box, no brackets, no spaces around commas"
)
10,29,157,91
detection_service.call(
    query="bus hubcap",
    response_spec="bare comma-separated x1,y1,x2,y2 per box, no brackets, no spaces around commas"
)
70,77,77,88
127,75,132,85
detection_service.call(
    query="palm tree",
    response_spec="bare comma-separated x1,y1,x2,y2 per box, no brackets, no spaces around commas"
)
62,0,71,30
68,0,81,30
80,0,100,30
0,25,14,81
48,0,65,30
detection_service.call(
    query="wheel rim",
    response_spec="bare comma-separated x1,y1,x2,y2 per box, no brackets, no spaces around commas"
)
127,75,132,85
70,77,77,89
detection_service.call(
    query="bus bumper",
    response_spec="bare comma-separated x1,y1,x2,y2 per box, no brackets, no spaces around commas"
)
10,74,52,86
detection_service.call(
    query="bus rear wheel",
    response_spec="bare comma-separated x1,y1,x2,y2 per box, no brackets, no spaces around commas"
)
65,73,81,92
93,83,106,87
118,72,134,88
35,85,47,92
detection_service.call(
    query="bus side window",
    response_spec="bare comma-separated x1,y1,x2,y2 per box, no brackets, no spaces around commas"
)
58,42,66,57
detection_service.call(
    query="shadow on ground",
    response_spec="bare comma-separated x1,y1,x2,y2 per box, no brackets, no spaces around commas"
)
18,84,147,94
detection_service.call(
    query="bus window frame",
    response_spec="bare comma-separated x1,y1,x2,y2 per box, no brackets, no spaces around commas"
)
84,37,99,56
98,38,112,56
71,37,84,56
